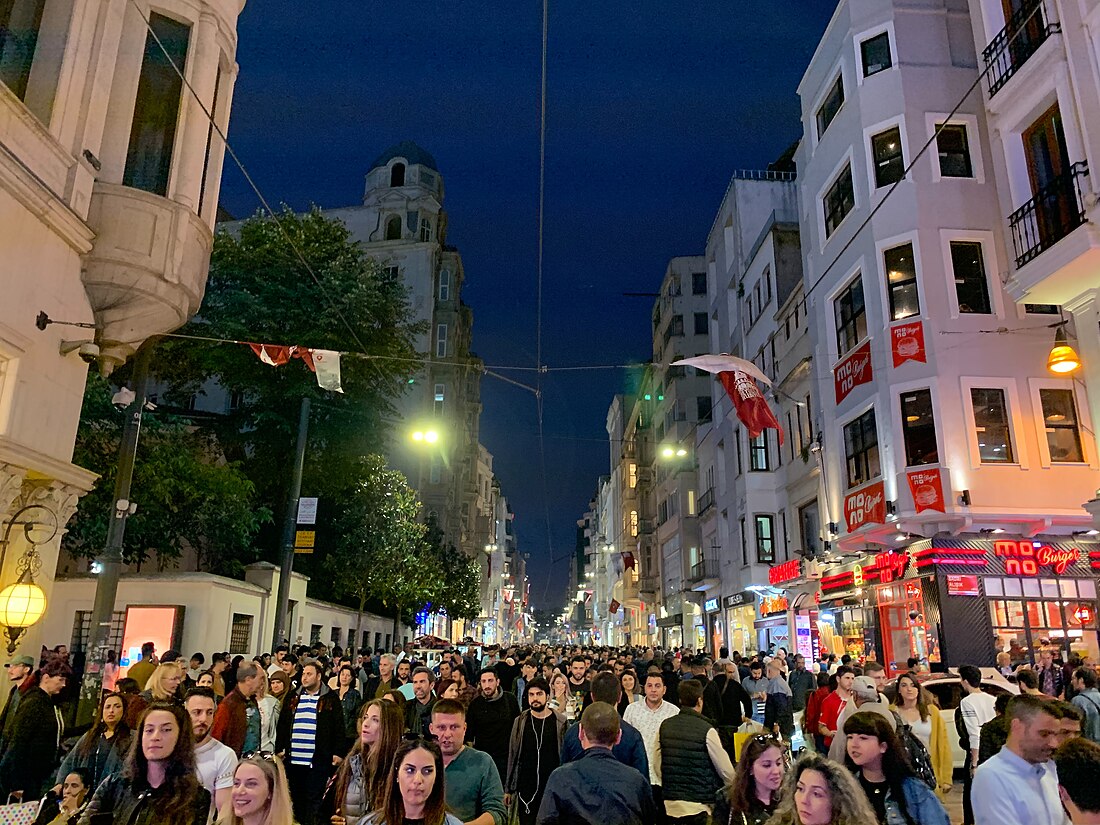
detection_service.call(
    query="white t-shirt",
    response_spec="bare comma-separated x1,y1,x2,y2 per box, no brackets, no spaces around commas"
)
195,736,237,801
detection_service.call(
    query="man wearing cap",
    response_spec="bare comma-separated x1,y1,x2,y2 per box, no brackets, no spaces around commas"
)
0,656,35,756
126,642,157,691
828,674,896,761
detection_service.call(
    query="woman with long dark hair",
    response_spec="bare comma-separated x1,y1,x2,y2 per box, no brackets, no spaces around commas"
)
360,739,462,825
323,699,404,825
35,768,92,825
80,701,210,825
54,692,131,791
889,673,952,798
336,666,363,745
842,712,949,825
713,733,787,825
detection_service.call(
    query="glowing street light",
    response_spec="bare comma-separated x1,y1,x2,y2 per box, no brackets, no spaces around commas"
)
410,428,440,444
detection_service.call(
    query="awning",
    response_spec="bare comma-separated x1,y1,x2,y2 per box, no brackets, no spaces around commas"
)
754,616,788,629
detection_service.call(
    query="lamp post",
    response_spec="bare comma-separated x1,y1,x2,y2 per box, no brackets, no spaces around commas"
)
0,504,58,653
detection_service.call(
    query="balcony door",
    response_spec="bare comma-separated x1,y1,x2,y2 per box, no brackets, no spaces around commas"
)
1023,104,1075,251
1001,0,1047,65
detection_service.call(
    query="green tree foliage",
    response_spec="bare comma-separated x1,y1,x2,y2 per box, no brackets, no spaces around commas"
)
421,514,481,623
326,456,430,636
64,374,269,574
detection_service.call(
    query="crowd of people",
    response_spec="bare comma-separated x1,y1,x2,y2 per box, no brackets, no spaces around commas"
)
0,640,1097,825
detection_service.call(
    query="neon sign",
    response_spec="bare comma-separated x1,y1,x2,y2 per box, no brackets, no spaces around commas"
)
994,540,1081,576
769,559,802,586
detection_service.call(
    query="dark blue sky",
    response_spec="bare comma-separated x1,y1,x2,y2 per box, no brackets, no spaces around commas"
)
219,2,838,610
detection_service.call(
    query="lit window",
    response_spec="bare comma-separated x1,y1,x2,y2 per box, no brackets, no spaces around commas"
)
750,431,771,472
950,241,992,314
629,510,639,537
844,409,880,488
823,164,855,237
755,515,775,563
816,75,844,138
434,383,445,416
871,126,904,187
900,389,938,466
884,243,919,320
971,388,1014,463
628,463,638,489
861,32,892,76
1040,388,1083,462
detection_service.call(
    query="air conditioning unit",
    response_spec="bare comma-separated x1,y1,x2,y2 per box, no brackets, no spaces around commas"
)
805,559,824,580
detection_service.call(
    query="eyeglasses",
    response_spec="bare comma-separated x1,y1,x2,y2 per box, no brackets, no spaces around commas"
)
242,750,277,763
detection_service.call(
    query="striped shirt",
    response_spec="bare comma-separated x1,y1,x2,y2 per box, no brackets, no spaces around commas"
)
289,692,320,767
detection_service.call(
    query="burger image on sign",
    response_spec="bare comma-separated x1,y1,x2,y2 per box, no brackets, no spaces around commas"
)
896,335,920,358
914,484,938,508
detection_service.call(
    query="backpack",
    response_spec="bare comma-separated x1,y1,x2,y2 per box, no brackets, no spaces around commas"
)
893,711,938,790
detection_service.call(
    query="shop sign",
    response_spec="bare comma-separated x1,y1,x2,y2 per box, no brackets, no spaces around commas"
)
1075,605,1095,624
769,559,802,586
891,321,926,368
994,540,1081,576
946,574,981,596
656,613,683,628
724,591,756,608
761,595,789,615
844,480,886,532
834,341,873,404
704,597,720,613
821,550,909,595
906,468,945,514
794,613,814,659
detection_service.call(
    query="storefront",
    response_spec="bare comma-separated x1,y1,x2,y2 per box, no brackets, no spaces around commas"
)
920,537,1100,668
756,593,792,653
816,567,871,663
724,591,756,655
657,613,683,649
704,596,723,658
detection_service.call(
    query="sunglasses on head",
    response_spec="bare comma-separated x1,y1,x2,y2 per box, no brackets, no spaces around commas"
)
241,750,278,763
751,734,781,744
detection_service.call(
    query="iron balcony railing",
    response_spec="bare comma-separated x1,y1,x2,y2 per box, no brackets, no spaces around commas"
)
698,488,715,514
1009,161,1089,268
983,0,1059,97
688,557,719,583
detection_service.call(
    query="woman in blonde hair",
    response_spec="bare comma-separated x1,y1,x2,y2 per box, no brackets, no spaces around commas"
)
139,662,184,704
767,753,878,825
218,753,294,825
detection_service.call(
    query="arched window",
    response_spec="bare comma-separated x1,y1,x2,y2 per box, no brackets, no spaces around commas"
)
390,163,405,187
385,215,401,240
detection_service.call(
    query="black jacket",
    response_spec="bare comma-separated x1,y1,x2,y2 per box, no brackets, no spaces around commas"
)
275,686,344,773
718,679,754,728
466,689,520,777
658,708,722,805
536,748,656,825
0,687,63,798
79,773,209,825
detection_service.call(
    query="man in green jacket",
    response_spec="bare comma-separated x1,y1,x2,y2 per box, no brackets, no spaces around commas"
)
431,698,506,825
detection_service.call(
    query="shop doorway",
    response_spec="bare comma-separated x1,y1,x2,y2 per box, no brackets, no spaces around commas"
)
987,576,1099,666
876,581,939,676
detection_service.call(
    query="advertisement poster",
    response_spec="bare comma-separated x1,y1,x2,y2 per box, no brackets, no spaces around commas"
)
834,341,873,404
891,321,926,368
844,480,886,532
906,467,945,513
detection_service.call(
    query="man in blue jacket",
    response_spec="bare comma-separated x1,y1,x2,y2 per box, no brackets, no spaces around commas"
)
558,671,648,778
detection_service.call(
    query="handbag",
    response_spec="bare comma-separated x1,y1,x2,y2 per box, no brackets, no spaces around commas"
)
0,800,40,825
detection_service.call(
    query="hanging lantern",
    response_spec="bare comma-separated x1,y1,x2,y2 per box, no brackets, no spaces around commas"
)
0,504,59,654
0,581,47,654
1048,326,1081,374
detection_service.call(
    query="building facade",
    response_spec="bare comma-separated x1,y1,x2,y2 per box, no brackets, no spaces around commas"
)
1,0,244,655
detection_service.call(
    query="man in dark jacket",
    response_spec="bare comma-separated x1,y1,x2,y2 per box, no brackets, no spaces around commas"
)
0,658,71,800
559,672,648,779
361,653,399,701
656,679,735,823
405,666,438,737
0,655,34,756
788,654,817,713
536,702,656,825
210,661,263,756
467,667,521,783
275,660,344,825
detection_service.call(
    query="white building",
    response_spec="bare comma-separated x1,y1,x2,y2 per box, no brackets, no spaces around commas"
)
1,0,244,655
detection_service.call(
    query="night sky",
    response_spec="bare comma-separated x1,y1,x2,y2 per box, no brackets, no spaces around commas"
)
218,2,839,611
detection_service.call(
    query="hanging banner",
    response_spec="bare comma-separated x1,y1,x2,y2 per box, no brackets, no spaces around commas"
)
891,321,926,368
906,467,945,513
609,599,621,614
834,341,873,404
844,479,886,532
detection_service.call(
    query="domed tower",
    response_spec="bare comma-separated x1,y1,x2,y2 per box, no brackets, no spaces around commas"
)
361,141,447,245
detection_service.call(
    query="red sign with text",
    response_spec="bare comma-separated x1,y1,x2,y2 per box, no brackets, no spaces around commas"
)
906,468,945,513
891,321,926,368
946,574,981,596
769,559,802,586
834,341,873,404
844,480,886,532
993,540,1082,576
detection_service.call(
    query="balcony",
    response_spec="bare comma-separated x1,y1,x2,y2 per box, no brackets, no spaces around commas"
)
698,487,715,514
687,557,719,589
1009,162,1089,268
638,575,659,596
983,0,1058,97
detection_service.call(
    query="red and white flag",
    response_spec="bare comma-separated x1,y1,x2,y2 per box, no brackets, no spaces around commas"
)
303,349,343,393
250,344,293,366
718,370,784,444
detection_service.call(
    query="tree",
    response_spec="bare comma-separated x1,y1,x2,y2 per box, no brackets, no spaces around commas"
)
326,455,431,644
421,515,481,624
64,374,269,574
154,208,424,559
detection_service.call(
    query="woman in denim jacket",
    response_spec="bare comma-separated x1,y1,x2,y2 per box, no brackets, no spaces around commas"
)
842,712,949,825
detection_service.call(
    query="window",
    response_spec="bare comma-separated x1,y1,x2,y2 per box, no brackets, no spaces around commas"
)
227,613,253,653
871,127,904,187
331,627,342,646
755,515,775,563
735,431,743,476
750,431,771,471
884,243,919,320
779,510,789,561
861,32,892,76
438,270,450,301
668,315,684,337
629,511,639,537
374,632,382,651
124,13,191,195
310,624,322,645
385,215,402,240
693,312,708,336
390,163,405,187
628,462,637,488
228,390,244,413
740,517,748,565
1039,388,1083,462
0,0,45,101
901,389,939,466
763,267,772,304
429,456,442,484
936,124,973,178
834,275,867,355
697,396,712,423
844,409,880,488
971,388,1015,462
823,164,855,237
692,272,707,295
799,501,821,557
950,241,992,314
70,610,124,654
816,74,844,137
433,383,445,416
1026,304,1059,314
197,64,222,217
687,490,696,516
420,219,432,242
435,324,448,357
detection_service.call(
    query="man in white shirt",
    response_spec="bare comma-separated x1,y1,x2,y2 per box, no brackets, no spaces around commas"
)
972,694,1064,825
960,664,998,825
186,688,235,819
624,671,680,811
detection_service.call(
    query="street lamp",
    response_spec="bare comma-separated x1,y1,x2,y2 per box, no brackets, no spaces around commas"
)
659,444,689,459
1047,325,1081,375
0,504,58,654
411,428,440,443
